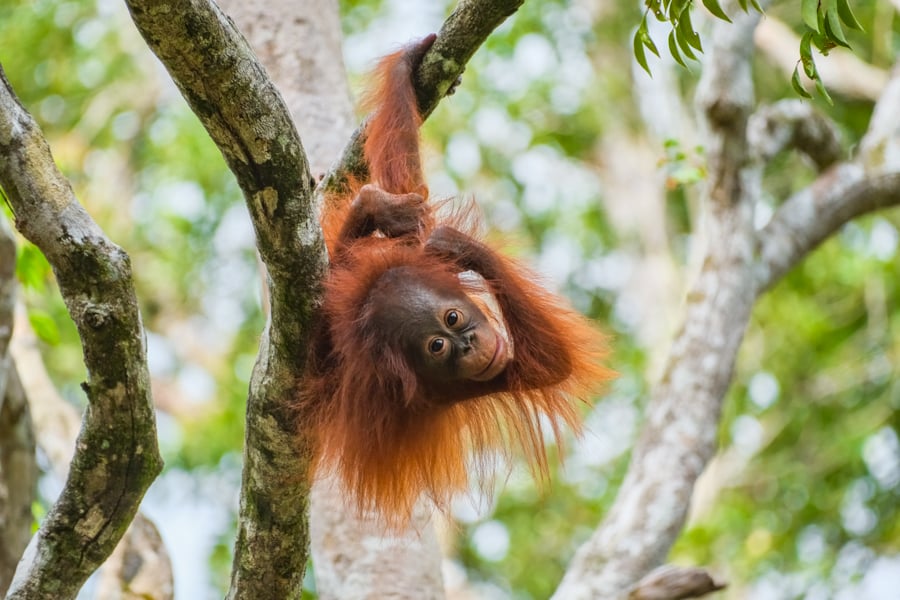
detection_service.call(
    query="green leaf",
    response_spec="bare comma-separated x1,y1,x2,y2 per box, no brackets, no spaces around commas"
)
669,0,688,19
736,0,749,12
633,28,652,76
836,0,864,30
815,75,834,105
675,29,699,61
702,0,732,23
675,31,700,61
823,3,851,48
791,65,813,99
800,31,816,79
668,30,688,67
801,0,821,33
643,30,661,58
647,0,669,21
677,8,703,52
810,31,837,54
648,0,667,21
748,0,764,13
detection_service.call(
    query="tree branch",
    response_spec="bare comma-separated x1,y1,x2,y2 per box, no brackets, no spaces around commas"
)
124,1,325,596
554,5,763,597
756,168,900,291
0,216,35,596
748,100,843,170
417,0,524,116
320,0,524,196
629,565,726,600
0,65,163,600
0,366,36,598
757,62,900,292
8,304,173,599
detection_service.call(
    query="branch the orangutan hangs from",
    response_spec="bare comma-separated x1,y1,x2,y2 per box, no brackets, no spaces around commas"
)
296,34,614,527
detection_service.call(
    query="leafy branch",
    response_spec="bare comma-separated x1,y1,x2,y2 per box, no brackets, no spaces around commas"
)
633,0,745,75
634,0,865,105
793,0,864,103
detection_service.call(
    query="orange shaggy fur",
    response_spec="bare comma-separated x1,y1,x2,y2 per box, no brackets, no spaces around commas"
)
298,36,613,527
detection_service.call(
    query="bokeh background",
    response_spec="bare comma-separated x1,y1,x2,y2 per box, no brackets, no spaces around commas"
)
1,0,899,598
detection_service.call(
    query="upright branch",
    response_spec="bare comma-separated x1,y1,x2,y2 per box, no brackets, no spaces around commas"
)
0,66,163,600
126,0,530,596
124,0,320,596
556,2,900,598
555,6,762,598
0,217,13,402
0,366,36,598
262,0,527,595
0,217,36,597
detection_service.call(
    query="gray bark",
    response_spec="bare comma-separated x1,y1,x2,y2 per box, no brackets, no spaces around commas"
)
0,368,35,599
95,515,174,600
217,1,446,596
7,304,174,599
0,65,163,600
126,0,525,596
554,4,900,598
124,0,322,596
0,217,36,596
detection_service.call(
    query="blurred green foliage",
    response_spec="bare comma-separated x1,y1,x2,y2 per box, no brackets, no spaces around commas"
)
2,0,899,598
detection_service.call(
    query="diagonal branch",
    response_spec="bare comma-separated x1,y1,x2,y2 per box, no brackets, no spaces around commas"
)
757,62,900,291
747,100,843,170
756,167,900,291
9,304,173,599
123,0,320,290
554,4,763,597
0,65,163,600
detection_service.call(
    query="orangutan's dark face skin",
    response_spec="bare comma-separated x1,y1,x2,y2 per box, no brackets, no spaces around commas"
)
371,271,510,385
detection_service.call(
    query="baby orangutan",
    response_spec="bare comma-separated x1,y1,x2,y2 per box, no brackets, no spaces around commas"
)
298,34,613,526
